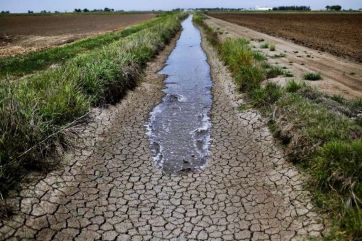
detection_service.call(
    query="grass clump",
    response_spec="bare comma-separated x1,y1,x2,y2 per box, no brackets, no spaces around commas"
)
314,140,362,206
283,71,294,77
0,12,186,197
250,83,282,110
304,72,322,81
313,140,362,240
260,42,269,49
269,44,276,51
266,66,284,79
285,80,305,93
219,38,265,91
271,53,286,58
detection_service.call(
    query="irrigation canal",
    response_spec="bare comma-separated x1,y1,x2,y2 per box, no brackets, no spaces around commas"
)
147,15,213,173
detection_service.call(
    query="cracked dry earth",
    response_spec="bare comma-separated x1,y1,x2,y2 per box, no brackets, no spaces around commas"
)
0,26,327,241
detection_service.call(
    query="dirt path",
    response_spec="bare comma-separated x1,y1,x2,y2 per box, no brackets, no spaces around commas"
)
0,26,326,240
205,16,362,99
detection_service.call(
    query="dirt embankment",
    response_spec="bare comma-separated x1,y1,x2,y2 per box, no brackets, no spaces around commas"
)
208,13,362,63
0,13,154,56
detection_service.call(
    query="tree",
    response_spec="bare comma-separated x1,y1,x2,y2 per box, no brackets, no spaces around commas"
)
104,7,114,12
326,5,342,11
28,10,34,14
272,6,311,11
74,8,82,13
83,8,89,12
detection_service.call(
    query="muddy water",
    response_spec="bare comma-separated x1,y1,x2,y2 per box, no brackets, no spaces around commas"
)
147,15,212,173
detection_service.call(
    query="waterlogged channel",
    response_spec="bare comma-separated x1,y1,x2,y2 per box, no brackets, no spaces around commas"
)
147,15,212,173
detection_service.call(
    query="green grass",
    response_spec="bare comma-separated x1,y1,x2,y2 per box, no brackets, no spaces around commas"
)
283,71,294,77
218,38,265,91
195,13,362,240
285,80,305,93
0,15,169,79
250,82,282,110
304,72,322,81
266,65,284,78
313,140,362,240
0,12,187,197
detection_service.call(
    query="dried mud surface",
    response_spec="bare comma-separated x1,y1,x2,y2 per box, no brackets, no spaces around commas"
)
0,28,327,240
0,14,154,57
205,16,362,99
208,13,362,63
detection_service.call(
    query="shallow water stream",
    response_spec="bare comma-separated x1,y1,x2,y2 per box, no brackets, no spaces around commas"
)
147,15,212,173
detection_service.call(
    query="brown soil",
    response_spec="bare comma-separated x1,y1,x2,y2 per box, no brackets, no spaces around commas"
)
0,13,154,56
208,13,362,63
205,16,362,99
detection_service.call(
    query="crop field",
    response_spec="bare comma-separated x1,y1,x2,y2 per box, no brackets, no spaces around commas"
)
208,12,362,62
0,13,155,56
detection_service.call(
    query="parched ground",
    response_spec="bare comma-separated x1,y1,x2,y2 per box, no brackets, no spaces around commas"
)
0,13,154,57
205,15,362,99
0,28,327,240
208,13,362,63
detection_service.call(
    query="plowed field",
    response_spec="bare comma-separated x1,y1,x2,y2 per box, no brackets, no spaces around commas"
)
208,13,362,62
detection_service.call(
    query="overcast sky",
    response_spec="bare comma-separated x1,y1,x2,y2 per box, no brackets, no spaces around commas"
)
1,0,361,12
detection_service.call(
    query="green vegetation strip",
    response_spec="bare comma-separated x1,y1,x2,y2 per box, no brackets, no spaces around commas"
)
0,14,167,79
0,12,187,197
194,13,362,240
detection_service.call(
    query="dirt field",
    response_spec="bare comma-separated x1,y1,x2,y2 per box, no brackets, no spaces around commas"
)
205,15,362,99
0,13,154,56
208,13,362,63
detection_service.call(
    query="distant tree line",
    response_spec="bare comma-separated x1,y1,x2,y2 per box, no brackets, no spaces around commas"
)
326,5,342,11
74,7,117,13
195,8,246,12
1,10,10,14
272,6,311,11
